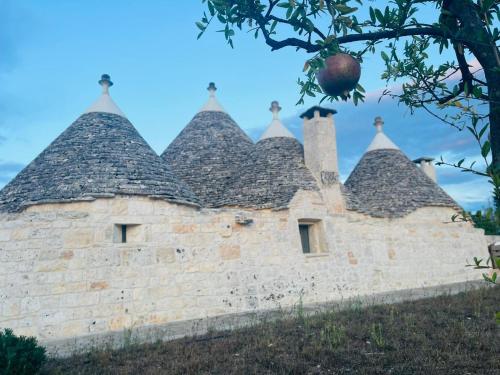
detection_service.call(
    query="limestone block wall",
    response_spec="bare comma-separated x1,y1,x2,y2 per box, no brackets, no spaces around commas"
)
0,193,488,347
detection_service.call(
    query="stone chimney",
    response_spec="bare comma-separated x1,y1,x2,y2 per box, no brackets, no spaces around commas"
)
300,106,339,184
413,157,437,183
300,106,344,213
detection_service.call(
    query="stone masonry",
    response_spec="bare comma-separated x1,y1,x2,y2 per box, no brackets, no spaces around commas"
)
0,193,487,353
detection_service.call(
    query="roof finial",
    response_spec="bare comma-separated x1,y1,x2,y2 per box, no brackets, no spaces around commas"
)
365,116,399,152
259,100,294,141
84,74,126,117
374,116,384,133
199,82,225,113
207,82,217,96
270,100,281,120
99,74,113,94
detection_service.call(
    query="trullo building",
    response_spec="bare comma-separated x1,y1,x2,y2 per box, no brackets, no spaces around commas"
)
0,75,487,355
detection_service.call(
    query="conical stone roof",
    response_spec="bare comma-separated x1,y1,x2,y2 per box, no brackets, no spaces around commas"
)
225,101,317,208
161,84,254,207
227,136,318,209
344,118,458,218
0,75,199,212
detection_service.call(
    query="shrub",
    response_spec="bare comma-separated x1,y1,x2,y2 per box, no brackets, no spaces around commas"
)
0,328,47,375
470,207,500,235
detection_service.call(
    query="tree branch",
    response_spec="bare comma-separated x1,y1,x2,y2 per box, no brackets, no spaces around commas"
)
335,27,448,44
435,160,489,177
258,25,450,52
268,14,327,40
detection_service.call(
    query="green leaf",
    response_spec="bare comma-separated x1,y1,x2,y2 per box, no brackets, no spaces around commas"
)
482,141,491,158
472,85,483,98
208,1,215,16
457,159,465,167
356,84,365,93
195,21,206,31
479,124,489,139
381,51,389,62
369,7,376,23
495,311,500,324
464,81,470,96
277,2,290,8
270,20,278,33
334,4,357,15
375,8,385,24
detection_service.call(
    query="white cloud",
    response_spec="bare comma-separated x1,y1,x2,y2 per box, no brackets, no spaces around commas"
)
441,178,491,209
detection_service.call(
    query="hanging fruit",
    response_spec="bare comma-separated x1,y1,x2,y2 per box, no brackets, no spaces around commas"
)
316,53,361,97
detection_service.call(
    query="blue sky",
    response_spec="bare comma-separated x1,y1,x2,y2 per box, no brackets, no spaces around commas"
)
0,0,492,210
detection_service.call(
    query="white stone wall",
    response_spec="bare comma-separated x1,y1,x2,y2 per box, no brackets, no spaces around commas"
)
0,193,488,345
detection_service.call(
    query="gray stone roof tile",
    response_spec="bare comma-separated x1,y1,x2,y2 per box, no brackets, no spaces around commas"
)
161,111,254,207
344,148,459,218
161,111,318,209
225,137,319,208
0,112,199,212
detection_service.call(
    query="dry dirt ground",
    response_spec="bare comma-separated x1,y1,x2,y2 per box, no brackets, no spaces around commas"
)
42,286,500,375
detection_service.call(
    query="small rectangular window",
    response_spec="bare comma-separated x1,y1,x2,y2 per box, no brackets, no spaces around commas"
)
121,224,127,243
113,224,141,243
298,219,327,254
299,224,311,254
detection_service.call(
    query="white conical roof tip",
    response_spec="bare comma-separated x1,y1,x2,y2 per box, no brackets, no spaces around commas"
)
366,115,399,152
199,82,226,113
259,100,295,141
84,74,126,118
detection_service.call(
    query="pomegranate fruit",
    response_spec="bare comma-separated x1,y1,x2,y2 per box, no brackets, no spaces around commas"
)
316,53,361,97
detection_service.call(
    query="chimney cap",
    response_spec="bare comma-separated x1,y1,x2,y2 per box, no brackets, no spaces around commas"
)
300,106,337,119
413,156,435,163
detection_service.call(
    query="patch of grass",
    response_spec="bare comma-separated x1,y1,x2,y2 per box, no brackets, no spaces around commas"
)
42,286,500,375
369,322,385,349
319,320,345,350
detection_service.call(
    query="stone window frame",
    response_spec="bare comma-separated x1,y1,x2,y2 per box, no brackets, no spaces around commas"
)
297,219,328,255
113,224,142,244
